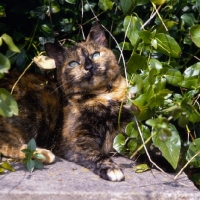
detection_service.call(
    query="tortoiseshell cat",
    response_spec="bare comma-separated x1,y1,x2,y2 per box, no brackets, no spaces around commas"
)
0,22,134,181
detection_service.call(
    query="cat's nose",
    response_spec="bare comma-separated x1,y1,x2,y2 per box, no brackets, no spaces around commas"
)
85,64,93,70
84,59,93,71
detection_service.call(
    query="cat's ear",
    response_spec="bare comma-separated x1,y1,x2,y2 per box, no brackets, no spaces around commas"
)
86,21,108,47
44,43,65,67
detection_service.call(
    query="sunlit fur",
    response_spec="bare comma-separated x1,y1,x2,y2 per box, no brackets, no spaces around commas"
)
0,22,135,181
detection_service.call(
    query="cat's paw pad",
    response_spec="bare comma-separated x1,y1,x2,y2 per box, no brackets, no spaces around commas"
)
36,149,55,164
107,168,124,182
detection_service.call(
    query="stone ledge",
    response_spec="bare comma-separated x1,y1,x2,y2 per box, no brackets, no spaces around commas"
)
1,156,199,200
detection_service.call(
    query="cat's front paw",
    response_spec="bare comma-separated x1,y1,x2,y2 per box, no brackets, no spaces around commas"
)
106,168,125,182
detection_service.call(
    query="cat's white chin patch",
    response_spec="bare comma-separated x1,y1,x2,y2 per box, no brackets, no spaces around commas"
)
107,168,124,182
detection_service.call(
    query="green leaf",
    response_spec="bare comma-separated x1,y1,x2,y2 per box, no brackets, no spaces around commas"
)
21,149,33,154
178,116,189,128
27,159,35,172
98,0,113,11
189,173,200,184
40,24,52,37
186,138,200,167
152,124,181,169
129,74,143,93
181,99,200,123
151,39,157,49
133,105,155,121
149,58,162,71
0,167,5,173
146,119,157,127
135,0,150,6
132,94,155,121
163,69,183,85
155,33,181,58
125,122,138,138
124,16,141,46
27,138,36,151
148,89,172,109
139,30,152,44
34,153,46,162
65,0,75,4
127,52,147,73
118,42,133,50
0,5,6,17
127,139,137,152
154,77,167,93
1,161,15,172
148,68,158,85
181,13,197,27
120,0,132,14
179,77,198,89
145,85,154,101
184,62,200,77
84,2,96,11
30,6,47,20
134,164,150,173
0,88,18,117
1,34,20,53
33,160,44,169
49,1,60,13
113,134,126,154
190,25,200,47
0,53,10,74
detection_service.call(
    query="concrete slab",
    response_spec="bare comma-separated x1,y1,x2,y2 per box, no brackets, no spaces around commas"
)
0,156,199,200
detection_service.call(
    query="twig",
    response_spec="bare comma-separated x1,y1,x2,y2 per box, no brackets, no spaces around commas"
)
134,116,167,174
118,15,132,63
140,5,162,30
48,0,54,38
11,51,45,94
130,131,156,159
79,24,85,40
80,0,85,40
151,2,168,31
85,0,98,20
174,150,200,180
102,24,128,87
81,12,105,26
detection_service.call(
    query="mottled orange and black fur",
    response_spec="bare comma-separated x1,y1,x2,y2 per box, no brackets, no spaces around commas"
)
0,22,134,181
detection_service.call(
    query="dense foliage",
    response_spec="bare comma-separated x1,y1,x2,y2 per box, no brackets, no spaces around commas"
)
1,0,200,188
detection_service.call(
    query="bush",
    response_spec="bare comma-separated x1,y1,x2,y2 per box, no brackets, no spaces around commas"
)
1,0,200,188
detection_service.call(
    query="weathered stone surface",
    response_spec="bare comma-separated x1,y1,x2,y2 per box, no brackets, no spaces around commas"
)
1,156,199,200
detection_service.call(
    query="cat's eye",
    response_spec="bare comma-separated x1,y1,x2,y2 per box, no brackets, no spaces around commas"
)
69,61,80,68
92,52,100,59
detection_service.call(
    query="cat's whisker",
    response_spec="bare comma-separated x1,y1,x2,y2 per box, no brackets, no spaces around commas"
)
52,74,83,93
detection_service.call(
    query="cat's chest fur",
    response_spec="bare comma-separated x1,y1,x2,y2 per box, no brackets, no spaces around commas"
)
61,75,128,155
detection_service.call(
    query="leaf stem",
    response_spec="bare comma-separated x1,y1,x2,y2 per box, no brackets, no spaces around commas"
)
174,150,200,180
151,2,168,31
133,116,168,174
130,131,156,159
11,51,45,94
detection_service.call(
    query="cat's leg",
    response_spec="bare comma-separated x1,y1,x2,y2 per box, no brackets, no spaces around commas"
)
0,144,55,164
61,139,124,181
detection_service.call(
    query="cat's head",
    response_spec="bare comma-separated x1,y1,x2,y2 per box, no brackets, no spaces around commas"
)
45,22,121,94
